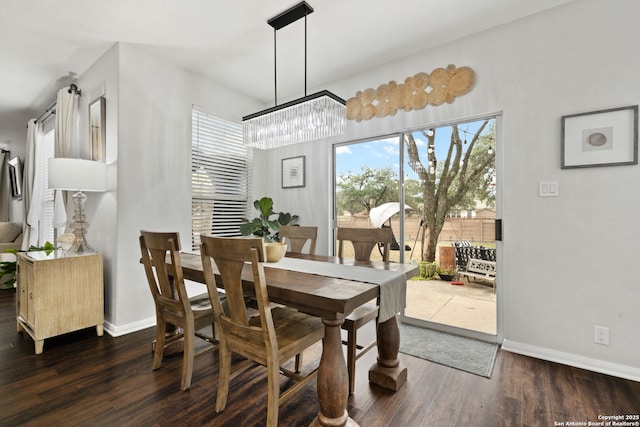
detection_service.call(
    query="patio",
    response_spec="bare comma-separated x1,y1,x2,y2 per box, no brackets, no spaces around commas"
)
404,277,497,335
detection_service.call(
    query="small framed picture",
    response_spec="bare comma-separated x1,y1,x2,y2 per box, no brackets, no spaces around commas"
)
561,105,638,169
89,96,106,162
282,156,305,188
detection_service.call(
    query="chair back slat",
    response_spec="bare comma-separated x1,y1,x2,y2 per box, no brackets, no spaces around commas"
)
200,236,277,355
336,227,392,261
140,231,191,318
279,225,318,255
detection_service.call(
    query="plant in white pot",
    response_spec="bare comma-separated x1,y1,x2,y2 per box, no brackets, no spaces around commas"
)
240,197,299,262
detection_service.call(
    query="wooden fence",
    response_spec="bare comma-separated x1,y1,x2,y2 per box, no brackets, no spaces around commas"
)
337,215,496,244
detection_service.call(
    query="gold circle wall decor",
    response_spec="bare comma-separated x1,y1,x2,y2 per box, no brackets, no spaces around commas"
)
346,64,476,121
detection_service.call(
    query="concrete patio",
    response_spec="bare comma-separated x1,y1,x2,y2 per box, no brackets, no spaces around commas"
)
404,277,497,335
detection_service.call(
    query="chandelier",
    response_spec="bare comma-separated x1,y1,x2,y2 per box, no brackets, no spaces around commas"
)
242,1,346,149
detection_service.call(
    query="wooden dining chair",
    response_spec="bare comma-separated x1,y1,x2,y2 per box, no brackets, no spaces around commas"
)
279,225,317,255
200,236,324,427
336,226,393,395
277,224,318,371
139,230,218,391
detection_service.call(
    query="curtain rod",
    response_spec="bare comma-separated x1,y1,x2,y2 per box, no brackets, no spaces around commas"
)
1,149,9,153
33,83,82,124
35,101,57,123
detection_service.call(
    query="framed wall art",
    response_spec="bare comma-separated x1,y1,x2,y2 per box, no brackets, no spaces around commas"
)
89,96,106,162
8,156,22,199
282,156,305,189
561,105,638,169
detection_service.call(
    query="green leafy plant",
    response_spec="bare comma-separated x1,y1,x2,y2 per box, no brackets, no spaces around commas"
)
240,197,299,242
437,264,457,276
418,261,437,279
0,242,57,288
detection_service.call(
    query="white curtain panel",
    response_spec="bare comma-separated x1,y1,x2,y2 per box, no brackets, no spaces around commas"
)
55,86,78,159
25,120,48,247
52,86,80,236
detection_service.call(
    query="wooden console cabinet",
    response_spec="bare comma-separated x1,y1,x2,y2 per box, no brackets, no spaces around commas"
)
16,251,104,354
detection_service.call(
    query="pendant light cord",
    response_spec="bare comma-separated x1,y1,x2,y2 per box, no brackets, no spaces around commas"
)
304,11,307,96
274,28,277,106
273,6,309,107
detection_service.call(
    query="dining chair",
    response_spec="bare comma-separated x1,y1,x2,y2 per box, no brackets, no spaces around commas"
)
139,230,219,391
336,226,393,395
200,236,324,427
279,225,317,255
277,224,318,372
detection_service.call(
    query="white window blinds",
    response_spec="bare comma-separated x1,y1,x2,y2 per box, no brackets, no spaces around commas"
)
191,109,252,251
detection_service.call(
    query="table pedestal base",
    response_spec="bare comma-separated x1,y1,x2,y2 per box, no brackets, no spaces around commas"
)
310,412,359,427
311,318,359,427
368,316,407,391
368,362,407,391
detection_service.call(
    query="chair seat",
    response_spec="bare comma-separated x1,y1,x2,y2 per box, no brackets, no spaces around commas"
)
249,306,324,361
189,291,227,311
189,292,227,329
344,303,378,328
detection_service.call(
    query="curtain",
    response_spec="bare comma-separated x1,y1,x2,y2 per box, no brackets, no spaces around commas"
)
22,119,42,250
0,150,8,221
52,87,79,237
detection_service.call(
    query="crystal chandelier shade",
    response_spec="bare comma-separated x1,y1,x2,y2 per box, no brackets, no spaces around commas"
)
242,2,346,149
243,91,345,149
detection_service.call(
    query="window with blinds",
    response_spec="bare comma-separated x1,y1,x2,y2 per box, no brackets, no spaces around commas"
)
191,109,253,251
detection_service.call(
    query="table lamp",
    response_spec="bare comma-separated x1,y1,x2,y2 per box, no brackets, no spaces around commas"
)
48,158,106,254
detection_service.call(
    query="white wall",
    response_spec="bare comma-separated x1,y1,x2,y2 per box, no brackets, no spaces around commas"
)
107,43,264,334
76,44,120,332
259,0,640,380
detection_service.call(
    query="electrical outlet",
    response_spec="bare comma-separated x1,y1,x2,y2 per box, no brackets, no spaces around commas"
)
594,326,610,345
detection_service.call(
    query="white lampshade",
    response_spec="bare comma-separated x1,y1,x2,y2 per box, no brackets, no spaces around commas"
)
48,158,106,192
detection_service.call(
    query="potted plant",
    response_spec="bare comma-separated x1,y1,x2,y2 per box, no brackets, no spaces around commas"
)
240,197,299,261
418,261,437,279
0,242,57,289
436,264,457,281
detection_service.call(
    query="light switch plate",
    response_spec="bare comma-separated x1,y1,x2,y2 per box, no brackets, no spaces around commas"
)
539,181,559,197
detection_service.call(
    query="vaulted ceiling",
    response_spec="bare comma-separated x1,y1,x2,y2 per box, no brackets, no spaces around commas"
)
0,0,575,117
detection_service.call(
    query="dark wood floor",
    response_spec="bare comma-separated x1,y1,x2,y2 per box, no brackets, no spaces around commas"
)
1,289,639,427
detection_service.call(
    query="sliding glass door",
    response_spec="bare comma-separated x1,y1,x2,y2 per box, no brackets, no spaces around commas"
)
333,116,498,340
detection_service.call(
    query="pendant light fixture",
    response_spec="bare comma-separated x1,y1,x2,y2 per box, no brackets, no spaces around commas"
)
242,1,346,149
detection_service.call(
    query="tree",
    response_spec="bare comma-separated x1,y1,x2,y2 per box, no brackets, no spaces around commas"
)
406,121,495,262
336,166,398,215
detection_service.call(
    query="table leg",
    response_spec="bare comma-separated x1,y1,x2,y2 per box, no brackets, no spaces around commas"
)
311,318,359,427
368,315,407,391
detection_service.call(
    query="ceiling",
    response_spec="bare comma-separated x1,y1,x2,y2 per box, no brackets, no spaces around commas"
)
0,0,575,117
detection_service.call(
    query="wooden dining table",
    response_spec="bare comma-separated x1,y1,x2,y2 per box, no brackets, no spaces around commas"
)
177,251,418,427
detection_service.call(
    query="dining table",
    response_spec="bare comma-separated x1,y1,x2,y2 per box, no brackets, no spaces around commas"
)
177,251,419,427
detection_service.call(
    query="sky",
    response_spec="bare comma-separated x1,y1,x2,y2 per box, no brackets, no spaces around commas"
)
335,118,493,183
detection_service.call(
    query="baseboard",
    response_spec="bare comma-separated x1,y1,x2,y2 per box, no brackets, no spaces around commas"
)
502,339,640,382
103,316,155,337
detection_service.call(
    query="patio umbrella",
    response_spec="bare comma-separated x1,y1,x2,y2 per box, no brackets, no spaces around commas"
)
369,202,411,228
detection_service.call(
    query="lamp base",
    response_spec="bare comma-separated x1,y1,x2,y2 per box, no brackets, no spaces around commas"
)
65,191,96,256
